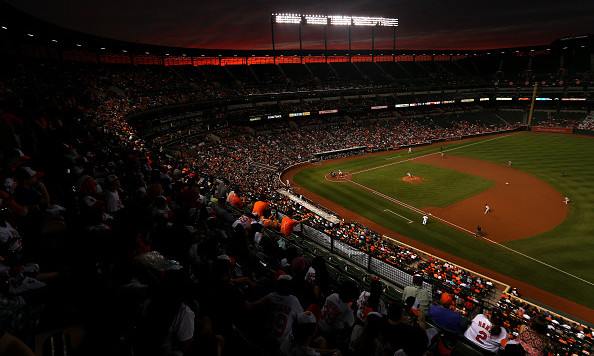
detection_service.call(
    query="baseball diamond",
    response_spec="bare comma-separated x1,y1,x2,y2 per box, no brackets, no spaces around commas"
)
288,132,594,320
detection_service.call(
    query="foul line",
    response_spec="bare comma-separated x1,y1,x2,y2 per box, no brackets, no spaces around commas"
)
352,135,509,175
348,179,594,287
325,134,594,286
350,180,472,233
383,209,413,223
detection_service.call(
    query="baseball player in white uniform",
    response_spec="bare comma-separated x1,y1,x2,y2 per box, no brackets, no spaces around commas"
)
338,169,343,177
408,147,412,153
464,312,507,353
422,215,428,225
564,197,569,204
484,204,490,214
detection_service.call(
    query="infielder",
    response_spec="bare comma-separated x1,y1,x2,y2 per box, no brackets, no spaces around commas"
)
484,204,490,214
422,215,428,225
564,197,569,204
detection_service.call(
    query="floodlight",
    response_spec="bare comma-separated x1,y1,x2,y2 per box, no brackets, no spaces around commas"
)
330,16,351,25
273,13,398,26
305,15,327,25
274,14,301,24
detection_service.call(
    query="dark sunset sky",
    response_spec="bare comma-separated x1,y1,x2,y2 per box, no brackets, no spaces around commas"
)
6,0,594,50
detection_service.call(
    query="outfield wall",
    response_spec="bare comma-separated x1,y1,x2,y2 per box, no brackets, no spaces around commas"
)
531,126,573,133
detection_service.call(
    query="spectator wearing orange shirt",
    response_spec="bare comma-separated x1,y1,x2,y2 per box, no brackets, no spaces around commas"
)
252,195,270,217
261,209,280,229
226,191,244,208
280,214,309,236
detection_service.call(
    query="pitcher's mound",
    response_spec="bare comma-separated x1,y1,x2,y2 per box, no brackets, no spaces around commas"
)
327,172,352,182
402,176,425,183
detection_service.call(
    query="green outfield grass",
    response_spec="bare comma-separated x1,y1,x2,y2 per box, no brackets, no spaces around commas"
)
293,132,594,309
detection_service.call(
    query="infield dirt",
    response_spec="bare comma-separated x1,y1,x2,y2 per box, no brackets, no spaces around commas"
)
283,138,592,323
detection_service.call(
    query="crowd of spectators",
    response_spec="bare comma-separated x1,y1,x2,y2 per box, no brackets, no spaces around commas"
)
496,293,593,356
577,113,594,130
0,60,592,356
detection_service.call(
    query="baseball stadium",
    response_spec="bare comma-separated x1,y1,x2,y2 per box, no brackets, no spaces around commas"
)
0,1,593,355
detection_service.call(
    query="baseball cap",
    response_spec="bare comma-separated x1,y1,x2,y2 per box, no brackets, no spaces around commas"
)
217,254,235,266
8,148,30,160
277,274,293,281
306,304,322,323
412,274,424,285
274,269,286,281
296,311,317,325
18,167,44,179
441,292,453,306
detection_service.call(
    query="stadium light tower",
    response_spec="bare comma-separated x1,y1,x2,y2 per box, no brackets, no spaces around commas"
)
271,13,399,63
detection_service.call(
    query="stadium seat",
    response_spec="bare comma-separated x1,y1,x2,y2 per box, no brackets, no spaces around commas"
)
450,339,497,356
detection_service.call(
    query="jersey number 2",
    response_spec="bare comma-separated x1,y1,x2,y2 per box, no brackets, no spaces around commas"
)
475,331,488,344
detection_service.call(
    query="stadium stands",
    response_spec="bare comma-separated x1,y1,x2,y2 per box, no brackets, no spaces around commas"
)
0,6,593,354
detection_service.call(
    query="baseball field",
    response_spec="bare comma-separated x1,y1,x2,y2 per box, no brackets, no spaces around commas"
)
288,132,594,321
